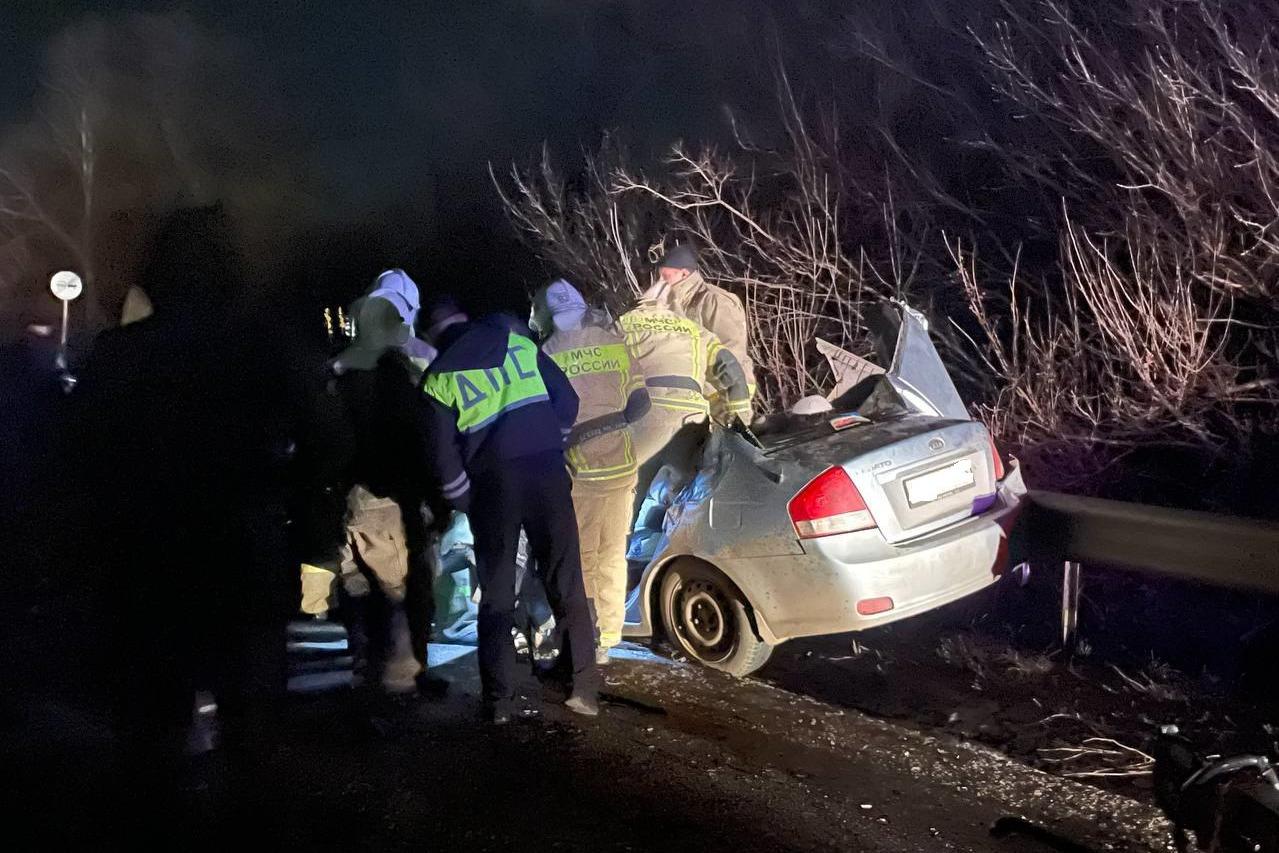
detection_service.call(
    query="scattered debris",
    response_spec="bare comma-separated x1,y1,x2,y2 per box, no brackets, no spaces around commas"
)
1109,662,1187,703
936,634,986,678
997,649,1055,678
1038,737,1156,779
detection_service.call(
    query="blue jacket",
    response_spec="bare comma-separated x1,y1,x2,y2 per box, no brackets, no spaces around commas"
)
419,316,578,511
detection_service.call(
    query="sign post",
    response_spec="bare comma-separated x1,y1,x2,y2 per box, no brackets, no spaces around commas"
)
49,270,83,365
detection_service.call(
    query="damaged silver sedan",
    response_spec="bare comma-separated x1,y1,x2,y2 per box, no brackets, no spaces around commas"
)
623,302,1026,676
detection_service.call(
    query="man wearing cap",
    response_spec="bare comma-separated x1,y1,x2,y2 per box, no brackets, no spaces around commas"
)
530,279,650,665
418,297,599,722
647,243,755,422
319,268,445,696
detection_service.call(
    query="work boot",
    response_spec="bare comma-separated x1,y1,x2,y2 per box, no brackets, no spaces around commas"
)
381,607,422,694
594,646,611,667
564,689,599,717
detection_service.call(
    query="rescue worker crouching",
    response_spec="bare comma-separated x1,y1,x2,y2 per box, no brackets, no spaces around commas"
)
418,297,599,723
531,279,651,666
645,242,755,423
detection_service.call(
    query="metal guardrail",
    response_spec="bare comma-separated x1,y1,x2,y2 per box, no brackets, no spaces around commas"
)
1020,490,1279,594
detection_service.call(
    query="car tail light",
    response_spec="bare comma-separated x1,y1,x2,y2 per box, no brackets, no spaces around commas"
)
787,466,876,539
988,433,1006,481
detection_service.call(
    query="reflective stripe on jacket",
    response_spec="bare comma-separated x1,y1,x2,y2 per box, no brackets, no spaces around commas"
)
544,321,646,483
620,307,712,412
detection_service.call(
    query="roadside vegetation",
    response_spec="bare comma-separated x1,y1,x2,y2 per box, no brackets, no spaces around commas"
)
495,0,1279,502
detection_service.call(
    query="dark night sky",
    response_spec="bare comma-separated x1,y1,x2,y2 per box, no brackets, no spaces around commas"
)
2,0,840,313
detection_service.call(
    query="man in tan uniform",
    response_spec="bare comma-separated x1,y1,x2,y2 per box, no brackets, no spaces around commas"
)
531,280,651,664
646,243,755,422
620,293,750,521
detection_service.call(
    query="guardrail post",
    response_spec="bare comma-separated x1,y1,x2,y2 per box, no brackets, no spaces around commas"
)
1061,561,1082,651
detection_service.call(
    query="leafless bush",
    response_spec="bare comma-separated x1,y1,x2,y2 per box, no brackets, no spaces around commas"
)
497,0,1279,461
976,0,1279,304
955,0,1279,457
0,12,308,326
950,215,1259,454
491,138,651,316
496,70,892,412
0,22,106,323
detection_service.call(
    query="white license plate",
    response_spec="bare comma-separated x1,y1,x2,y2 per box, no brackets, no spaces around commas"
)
905,458,975,506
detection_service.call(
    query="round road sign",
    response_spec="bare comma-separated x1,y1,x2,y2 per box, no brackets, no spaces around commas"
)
50,270,83,302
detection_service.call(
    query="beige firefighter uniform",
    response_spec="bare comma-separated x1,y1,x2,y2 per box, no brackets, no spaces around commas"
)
620,301,750,527
619,302,749,465
543,319,648,650
651,271,755,421
570,483,634,649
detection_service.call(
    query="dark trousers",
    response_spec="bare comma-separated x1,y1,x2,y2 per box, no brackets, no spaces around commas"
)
468,450,597,702
402,503,436,668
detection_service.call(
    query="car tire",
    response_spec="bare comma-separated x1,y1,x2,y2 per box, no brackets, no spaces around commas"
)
658,560,773,677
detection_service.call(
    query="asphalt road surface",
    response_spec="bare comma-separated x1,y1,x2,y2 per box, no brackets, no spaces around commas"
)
8,624,1175,852
280,623,1173,853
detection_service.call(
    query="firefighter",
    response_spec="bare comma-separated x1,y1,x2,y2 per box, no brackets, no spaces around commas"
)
418,297,599,722
620,293,750,507
530,279,650,664
645,242,755,422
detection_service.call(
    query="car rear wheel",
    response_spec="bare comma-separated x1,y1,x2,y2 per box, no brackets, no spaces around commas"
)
659,560,773,677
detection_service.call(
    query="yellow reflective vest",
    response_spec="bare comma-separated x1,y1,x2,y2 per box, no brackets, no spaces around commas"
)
421,332,549,434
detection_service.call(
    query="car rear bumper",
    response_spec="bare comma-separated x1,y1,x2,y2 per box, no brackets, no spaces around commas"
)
720,482,1024,645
